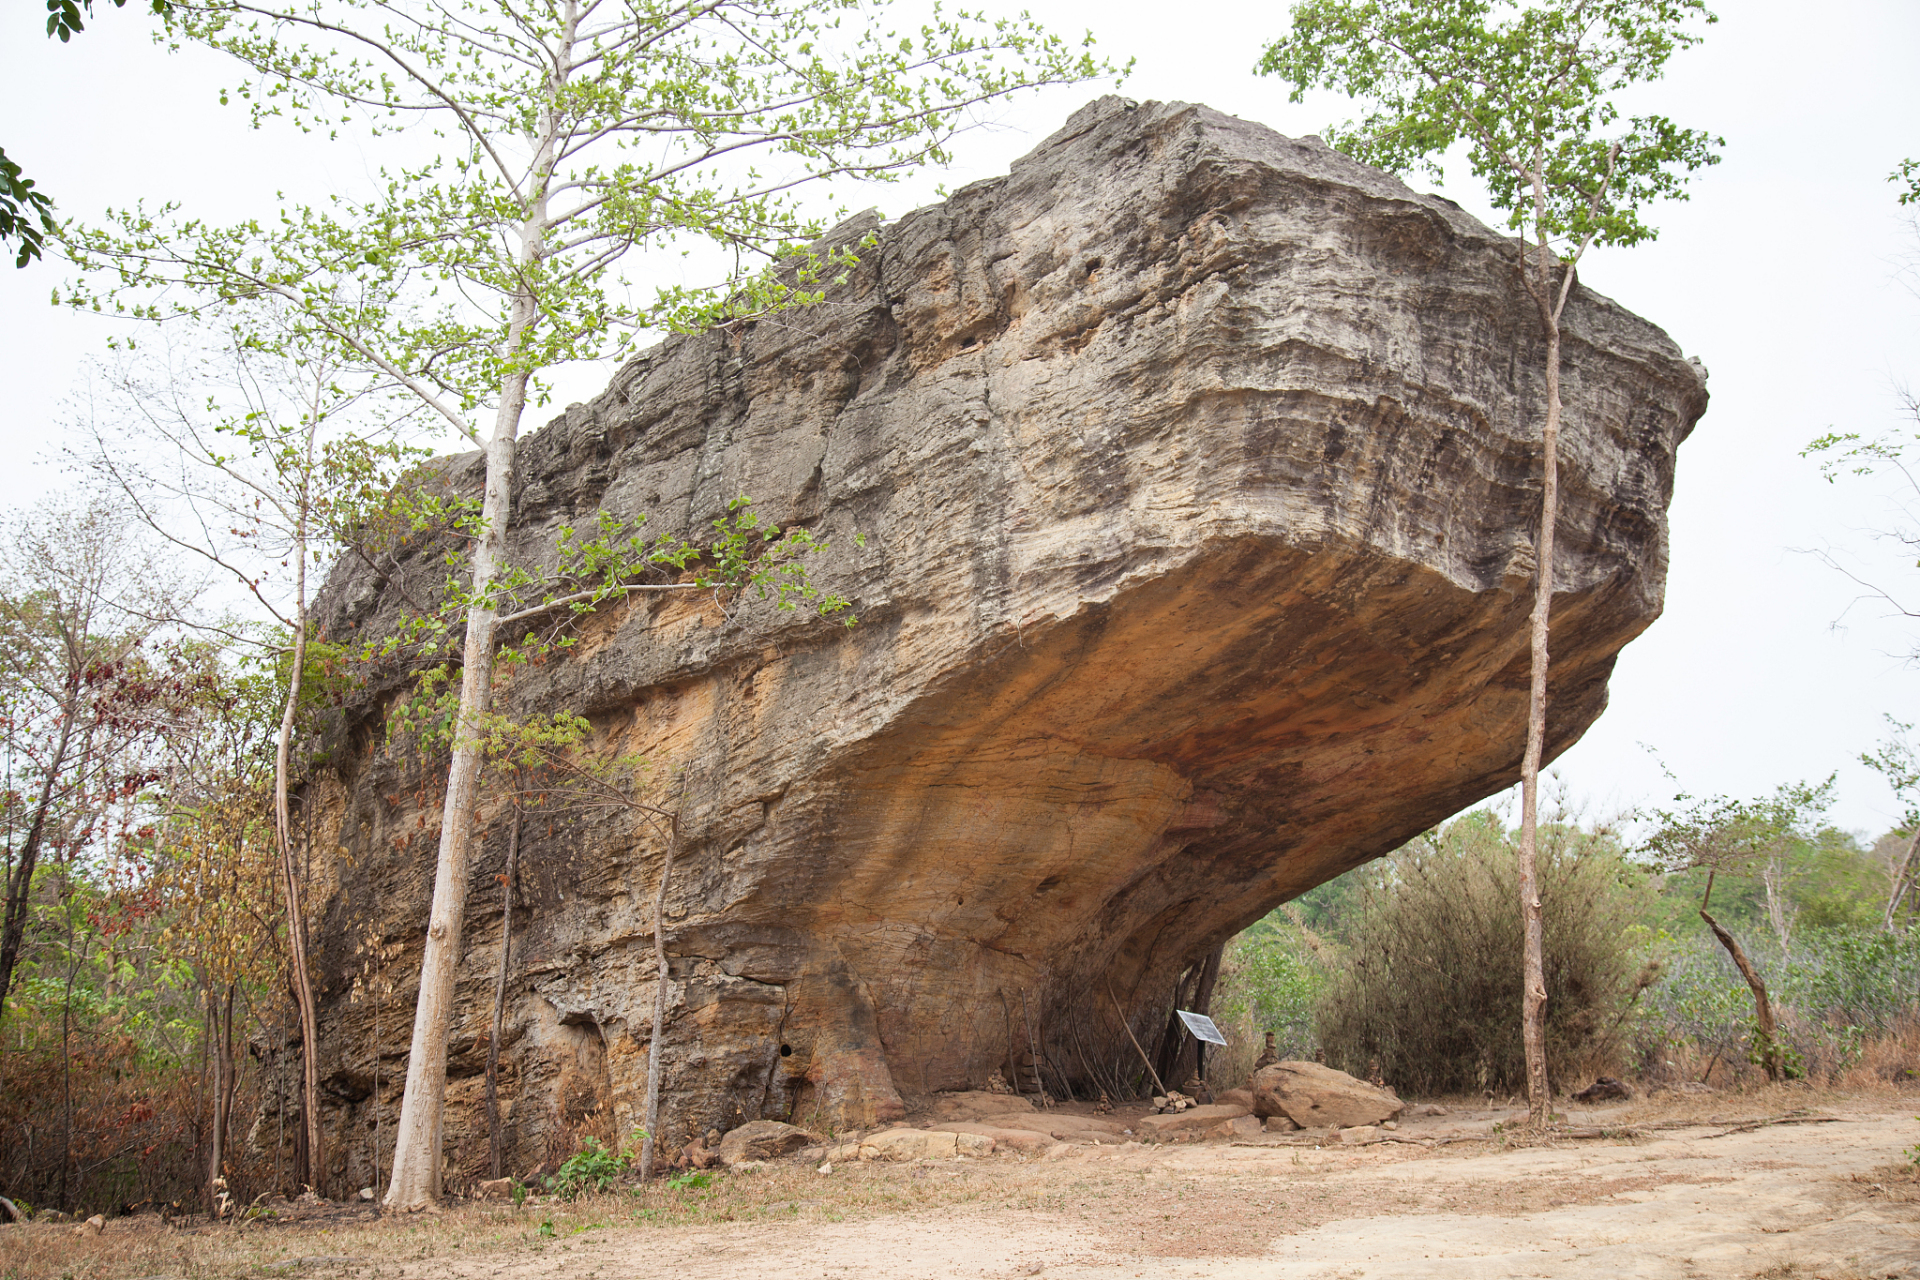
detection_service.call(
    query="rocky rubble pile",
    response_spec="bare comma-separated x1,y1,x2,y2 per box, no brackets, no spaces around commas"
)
677,1063,1422,1170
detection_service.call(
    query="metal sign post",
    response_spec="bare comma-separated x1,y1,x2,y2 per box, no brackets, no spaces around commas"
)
1175,1010,1226,1096
1175,1010,1226,1045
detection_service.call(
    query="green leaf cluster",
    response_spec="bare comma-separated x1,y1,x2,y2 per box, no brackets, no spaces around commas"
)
1257,0,1721,263
1638,776,1837,877
62,0,1123,437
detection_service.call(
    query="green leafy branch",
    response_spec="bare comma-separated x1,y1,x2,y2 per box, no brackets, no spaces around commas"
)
1257,0,1722,273
381,495,856,750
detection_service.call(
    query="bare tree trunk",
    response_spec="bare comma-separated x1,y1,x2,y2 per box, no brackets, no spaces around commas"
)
1515,303,1560,1125
384,85,555,1203
1760,845,1795,955
59,897,81,1211
1696,870,1782,1081
370,987,381,1200
275,1022,286,1192
208,980,236,1204
382,328,536,1209
1884,828,1920,932
638,811,678,1182
0,676,79,1014
381,460,508,1208
486,811,519,1180
200,983,214,1209
1152,964,1198,1089
275,507,325,1195
1019,989,1047,1105
1188,943,1224,1096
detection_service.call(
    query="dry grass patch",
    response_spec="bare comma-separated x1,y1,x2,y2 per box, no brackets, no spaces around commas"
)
7,1088,1911,1280
0,1159,1088,1280
1841,1160,1920,1206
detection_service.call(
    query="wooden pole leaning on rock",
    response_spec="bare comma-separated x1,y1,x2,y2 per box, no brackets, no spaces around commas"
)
1019,989,1048,1107
1104,978,1169,1099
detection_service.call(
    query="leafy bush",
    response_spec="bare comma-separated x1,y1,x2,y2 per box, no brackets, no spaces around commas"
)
1212,919,1326,1071
1783,929,1920,1030
1312,810,1654,1095
549,1138,630,1200
1632,929,1754,1077
1637,925,1920,1082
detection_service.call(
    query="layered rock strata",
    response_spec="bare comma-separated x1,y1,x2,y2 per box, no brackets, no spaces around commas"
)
292,96,1706,1190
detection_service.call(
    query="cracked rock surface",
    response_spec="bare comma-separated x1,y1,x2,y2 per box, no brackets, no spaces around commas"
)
293,96,1706,1189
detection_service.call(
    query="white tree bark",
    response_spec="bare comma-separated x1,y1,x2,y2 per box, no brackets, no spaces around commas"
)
1761,845,1797,955
381,409,520,1209
382,16,565,1206
1884,829,1920,931
276,393,326,1193
1515,306,1559,1125
1515,165,1576,1124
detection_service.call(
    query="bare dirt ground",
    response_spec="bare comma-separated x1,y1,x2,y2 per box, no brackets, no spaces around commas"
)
9,1086,1918,1280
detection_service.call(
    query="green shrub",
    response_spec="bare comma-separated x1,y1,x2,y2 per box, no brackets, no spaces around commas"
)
1783,928,1920,1030
1637,925,1920,1082
1214,924,1325,1058
1312,810,1654,1096
549,1138,630,1199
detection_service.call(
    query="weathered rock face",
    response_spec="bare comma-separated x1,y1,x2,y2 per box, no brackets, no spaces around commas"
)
294,96,1705,1191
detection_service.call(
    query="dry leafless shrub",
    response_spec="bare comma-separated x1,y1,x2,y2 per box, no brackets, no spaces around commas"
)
1314,809,1655,1095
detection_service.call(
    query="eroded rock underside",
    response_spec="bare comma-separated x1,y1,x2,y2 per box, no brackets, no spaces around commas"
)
291,97,1706,1190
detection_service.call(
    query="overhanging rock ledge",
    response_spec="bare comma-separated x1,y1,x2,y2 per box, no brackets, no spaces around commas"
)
298,96,1706,1185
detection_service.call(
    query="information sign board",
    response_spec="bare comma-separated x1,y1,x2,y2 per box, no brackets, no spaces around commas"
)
1175,1010,1226,1046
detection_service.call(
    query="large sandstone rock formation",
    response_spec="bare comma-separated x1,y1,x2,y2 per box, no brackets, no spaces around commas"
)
293,96,1706,1191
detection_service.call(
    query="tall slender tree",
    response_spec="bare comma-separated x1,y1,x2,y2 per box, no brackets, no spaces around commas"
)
65,0,1120,1207
153,706,284,1211
1258,0,1719,1122
81,328,431,1193
0,502,197,1015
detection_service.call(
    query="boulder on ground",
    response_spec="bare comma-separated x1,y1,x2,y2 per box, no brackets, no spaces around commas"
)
1251,1062,1403,1129
1265,1115,1300,1133
972,1112,1127,1142
1205,1115,1264,1141
928,1092,1037,1123
1571,1077,1633,1103
716,1120,820,1167
860,1128,995,1160
296,87,1707,1173
930,1123,1054,1154
1138,1103,1252,1139
1217,1088,1255,1111
475,1177,513,1200
1338,1125,1383,1146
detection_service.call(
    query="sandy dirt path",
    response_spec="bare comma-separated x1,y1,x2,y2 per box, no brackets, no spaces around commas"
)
363,1108,1919,1280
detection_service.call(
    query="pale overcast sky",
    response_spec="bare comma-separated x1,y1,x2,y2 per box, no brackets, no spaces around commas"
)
3,0,1917,836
